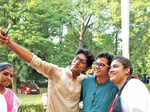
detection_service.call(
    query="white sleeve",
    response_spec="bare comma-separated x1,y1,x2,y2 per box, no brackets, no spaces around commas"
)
121,79,150,112
0,95,7,112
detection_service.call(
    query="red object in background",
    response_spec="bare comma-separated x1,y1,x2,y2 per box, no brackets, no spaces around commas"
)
19,82,40,95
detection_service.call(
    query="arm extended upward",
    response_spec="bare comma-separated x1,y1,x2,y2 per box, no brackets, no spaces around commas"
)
0,30,33,63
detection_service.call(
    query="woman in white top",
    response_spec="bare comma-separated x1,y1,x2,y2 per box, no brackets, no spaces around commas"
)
109,56,150,112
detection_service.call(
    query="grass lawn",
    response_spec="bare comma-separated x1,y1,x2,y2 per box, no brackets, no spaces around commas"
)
17,85,150,105
17,94,42,105
17,88,47,105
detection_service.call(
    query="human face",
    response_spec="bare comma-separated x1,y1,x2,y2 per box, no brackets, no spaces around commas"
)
0,67,13,87
93,58,109,77
109,60,129,85
71,53,87,75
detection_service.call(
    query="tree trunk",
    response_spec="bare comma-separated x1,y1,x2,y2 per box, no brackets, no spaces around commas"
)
12,75,17,93
12,63,23,94
79,14,92,48
79,19,84,48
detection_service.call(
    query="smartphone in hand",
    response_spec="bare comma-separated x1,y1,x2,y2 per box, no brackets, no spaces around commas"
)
4,24,11,36
0,24,11,40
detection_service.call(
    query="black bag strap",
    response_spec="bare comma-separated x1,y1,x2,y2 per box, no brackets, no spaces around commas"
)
118,76,133,96
111,77,134,112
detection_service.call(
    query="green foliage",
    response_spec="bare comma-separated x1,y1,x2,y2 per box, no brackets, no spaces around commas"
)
0,0,150,84
146,83,150,92
130,0,150,76
18,104,45,112
0,0,75,83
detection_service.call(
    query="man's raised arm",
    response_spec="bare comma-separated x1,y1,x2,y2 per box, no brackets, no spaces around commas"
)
0,30,33,63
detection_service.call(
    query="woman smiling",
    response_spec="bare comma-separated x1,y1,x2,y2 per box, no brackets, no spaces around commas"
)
0,62,20,112
109,56,150,112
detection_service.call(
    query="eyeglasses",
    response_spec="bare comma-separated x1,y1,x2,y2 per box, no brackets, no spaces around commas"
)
93,62,109,68
74,56,87,65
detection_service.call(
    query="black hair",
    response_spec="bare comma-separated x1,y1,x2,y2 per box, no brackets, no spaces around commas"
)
0,62,13,72
75,48,94,68
96,51,114,66
112,56,133,75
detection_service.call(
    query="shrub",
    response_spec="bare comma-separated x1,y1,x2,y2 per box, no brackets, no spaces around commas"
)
18,104,45,112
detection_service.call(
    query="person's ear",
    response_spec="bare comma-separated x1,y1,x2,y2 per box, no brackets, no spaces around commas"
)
125,68,130,75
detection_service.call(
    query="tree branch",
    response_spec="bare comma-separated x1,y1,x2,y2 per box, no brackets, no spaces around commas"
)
83,14,93,37
65,38,78,48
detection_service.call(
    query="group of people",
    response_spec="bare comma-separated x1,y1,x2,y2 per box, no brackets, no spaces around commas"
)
0,29,150,112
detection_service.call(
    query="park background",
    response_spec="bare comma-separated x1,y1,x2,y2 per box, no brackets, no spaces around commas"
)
0,0,150,111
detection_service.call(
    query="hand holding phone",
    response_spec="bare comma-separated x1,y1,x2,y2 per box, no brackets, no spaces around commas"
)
4,24,11,36
0,24,11,41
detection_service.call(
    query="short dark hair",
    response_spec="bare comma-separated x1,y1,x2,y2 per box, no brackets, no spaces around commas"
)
112,56,133,75
0,62,13,72
96,51,114,66
75,48,94,68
